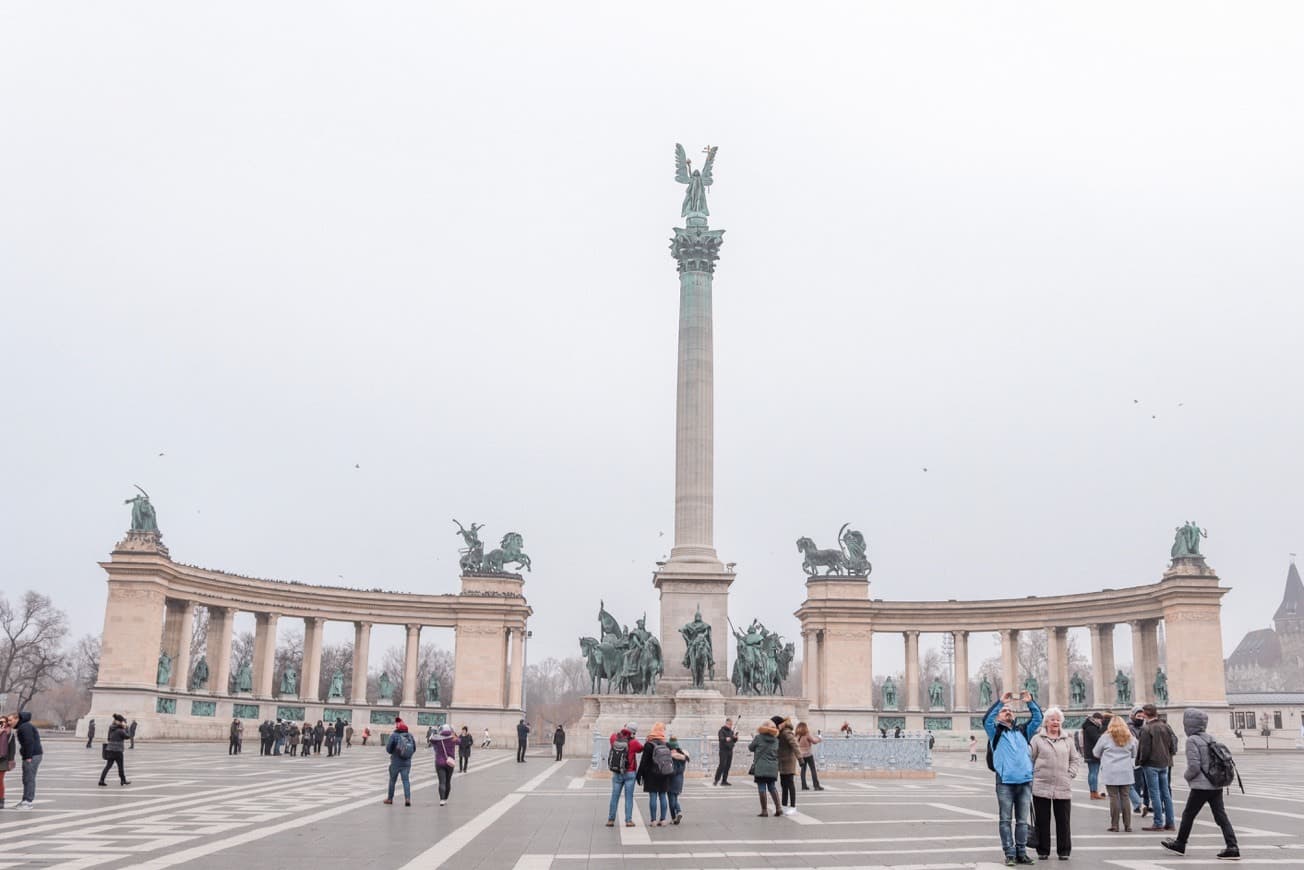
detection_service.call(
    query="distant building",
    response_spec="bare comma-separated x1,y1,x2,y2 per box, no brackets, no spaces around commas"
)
1225,561,1304,692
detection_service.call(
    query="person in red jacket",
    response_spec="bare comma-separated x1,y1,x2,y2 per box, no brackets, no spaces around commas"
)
605,723,643,828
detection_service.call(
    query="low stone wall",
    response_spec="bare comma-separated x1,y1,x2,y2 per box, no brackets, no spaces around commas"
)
586,733,933,778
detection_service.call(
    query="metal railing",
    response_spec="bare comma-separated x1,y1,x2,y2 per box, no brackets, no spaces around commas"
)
589,732,932,773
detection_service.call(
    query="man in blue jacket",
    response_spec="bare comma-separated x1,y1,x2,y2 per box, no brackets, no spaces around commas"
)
984,690,1042,866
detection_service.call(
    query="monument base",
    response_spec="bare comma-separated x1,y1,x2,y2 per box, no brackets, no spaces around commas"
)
653,563,736,688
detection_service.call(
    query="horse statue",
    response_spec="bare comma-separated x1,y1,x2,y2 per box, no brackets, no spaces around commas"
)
484,532,532,573
797,536,848,575
580,636,622,694
775,641,795,695
630,636,664,695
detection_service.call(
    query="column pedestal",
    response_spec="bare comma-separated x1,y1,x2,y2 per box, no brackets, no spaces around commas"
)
653,565,735,694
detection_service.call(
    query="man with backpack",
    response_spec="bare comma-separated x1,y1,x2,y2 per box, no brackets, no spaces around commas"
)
983,690,1043,866
384,717,417,807
605,722,643,828
1162,709,1240,860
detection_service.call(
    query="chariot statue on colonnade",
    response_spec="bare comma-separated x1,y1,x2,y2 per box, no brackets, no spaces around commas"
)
454,519,532,574
796,524,872,577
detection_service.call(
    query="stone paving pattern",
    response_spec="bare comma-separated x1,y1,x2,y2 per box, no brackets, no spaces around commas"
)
1,736,1302,869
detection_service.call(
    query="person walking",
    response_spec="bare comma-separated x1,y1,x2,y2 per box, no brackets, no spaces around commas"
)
457,726,473,772
637,722,672,827
481,727,491,748
334,719,345,752
983,690,1043,866
553,725,566,761
384,717,416,806
1029,706,1080,860
969,734,979,763
713,717,738,786
796,721,823,791
775,717,801,813
1093,713,1139,833
85,719,96,749
748,719,782,818
1138,704,1178,833
98,714,131,787
128,719,137,749
1162,709,1240,860
516,718,531,762
0,713,15,809
667,735,690,824
228,719,242,755
13,711,44,810
431,724,458,806
1081,712,1108,799
605,722,642,828
345,723,354,748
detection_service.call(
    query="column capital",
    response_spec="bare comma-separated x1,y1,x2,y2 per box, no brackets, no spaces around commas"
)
354,620,372,630
904,629,920,639
405,623,422,635
670,226,725,274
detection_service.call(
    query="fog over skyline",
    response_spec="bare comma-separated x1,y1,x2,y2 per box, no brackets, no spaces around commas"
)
3,3,1302,673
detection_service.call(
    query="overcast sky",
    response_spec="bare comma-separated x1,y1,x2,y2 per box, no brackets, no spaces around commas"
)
2,3,1302,674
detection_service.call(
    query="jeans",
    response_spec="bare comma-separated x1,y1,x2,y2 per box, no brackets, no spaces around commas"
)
648,790,668,822
99,750,127,785
437,763,453,800
995,779,1033,857
387,761,411,800
1131,767,1148,811
458,749,469,772
608,771,636,822
273,737,283,755
555,744,563,761
668,790,682,818
22,754,42,803
1086,760,1099,794
517,741,527,762
1142,767,1174,827
1175,788,1238,849
800,755,821,789
780,773,797,807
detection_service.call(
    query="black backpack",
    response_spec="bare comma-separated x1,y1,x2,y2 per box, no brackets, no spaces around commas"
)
1200,735,1243,792
608,735,630,774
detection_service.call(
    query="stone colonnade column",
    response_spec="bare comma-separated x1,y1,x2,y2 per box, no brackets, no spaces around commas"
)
904,630,921,711
1047,626,1069,708
402,624,422,707
252,612,279,698
802,630,818,707
1000,629,1020,697
1090,623,1115,707
508,628,525,710
208,606,235,695
302,617,324,702
952,630,970,711
1161,603,1226,707
171,601,197,692
351,621,372,705
1130,621,1149,705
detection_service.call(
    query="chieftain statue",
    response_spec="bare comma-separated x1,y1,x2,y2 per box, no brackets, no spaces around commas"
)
796,524,872,577
929,677,946,708
882,676,899,709
579,602,663,695
328,670,345,699
427,673,441,706
280,667,298,696
979,674,994,708
1114,669,1132,705
156,651,172,686
1170,521,1208,559
1154,667,1169,704
1069,671,1087,708
235,661,253,693
680,606,714,689
454,519,531,574
730,619,794,696
191,656,209,690
378,672,393,701
1023,674,1039,701
125,485,159,532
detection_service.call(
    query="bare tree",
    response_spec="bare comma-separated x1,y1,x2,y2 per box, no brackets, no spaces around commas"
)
73,633,101,688
188,607,209,668
377,643,455,705
0,591,71,710
228,631,254,694
41,682,90,728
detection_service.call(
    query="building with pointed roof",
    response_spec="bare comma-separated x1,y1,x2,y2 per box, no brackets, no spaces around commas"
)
1226,561,1304,691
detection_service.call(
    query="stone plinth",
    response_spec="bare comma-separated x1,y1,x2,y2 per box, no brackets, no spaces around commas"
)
653,564,735,693
795,575,874,710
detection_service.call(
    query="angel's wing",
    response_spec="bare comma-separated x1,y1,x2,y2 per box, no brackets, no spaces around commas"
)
674,143,690,184
700,146,717,185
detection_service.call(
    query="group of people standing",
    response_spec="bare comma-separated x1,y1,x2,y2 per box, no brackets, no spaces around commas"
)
241,718,355,757
604,721,691,827
743,716,822,816
985,691,1241,865
0,712,42,810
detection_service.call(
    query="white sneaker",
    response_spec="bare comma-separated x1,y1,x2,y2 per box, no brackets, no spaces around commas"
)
15,802,32,811
783,808,796,815
439,800,446,806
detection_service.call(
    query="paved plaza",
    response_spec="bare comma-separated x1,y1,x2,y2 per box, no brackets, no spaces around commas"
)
2,737,1302,869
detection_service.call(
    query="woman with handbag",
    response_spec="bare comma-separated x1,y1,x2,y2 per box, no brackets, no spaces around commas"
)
99,714,131,787
431,724,458,806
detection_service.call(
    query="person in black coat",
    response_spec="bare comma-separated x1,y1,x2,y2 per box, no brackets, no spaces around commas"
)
713,718,738,786
128,720,138,749
99,715,131,786
85,719,96,749
516,719,531,763
334,719,345,751
457,726,473,772
553,726,566,761
313,721,325,754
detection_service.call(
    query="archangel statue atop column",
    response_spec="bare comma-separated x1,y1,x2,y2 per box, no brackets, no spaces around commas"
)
675,144,717,219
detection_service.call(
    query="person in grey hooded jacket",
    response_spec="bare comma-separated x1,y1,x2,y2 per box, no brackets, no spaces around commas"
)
1161,709,1239,860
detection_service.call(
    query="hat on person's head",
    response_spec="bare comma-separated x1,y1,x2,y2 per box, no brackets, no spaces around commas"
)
770,715,784,726
625,721,638,733
648,722,667,741
439,724,454,736
1141,703,1158,718
1131,706,1145,718
667,735,679,748
394,717,409,732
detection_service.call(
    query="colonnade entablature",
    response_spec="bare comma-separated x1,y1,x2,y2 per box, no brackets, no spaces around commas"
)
88,530,531,739
796,556,1229,730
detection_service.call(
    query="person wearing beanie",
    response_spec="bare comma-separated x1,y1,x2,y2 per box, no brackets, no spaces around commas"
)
775,718,801,814
637,722,672,826
748,721,781,817
606,723,643,827
98,714,131,787
666,736,691,824
431,723,458,806
384,718,416,806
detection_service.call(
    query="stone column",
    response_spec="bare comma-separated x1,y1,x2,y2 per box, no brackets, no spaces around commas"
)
96,577,168,689
816,630,828,709
904,630,921,711
171,601,196,693
1046,626,1069,708
1130,621,1149,705
1090,623,1115,707
952,630,970,711
301,617,324,703
208,607,235,696
802,630,817,706
1141,619,1162,702
402,624,421,707
351,621,372,705
252,612,279,698
508,627,526,710
1000,629,1020,698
